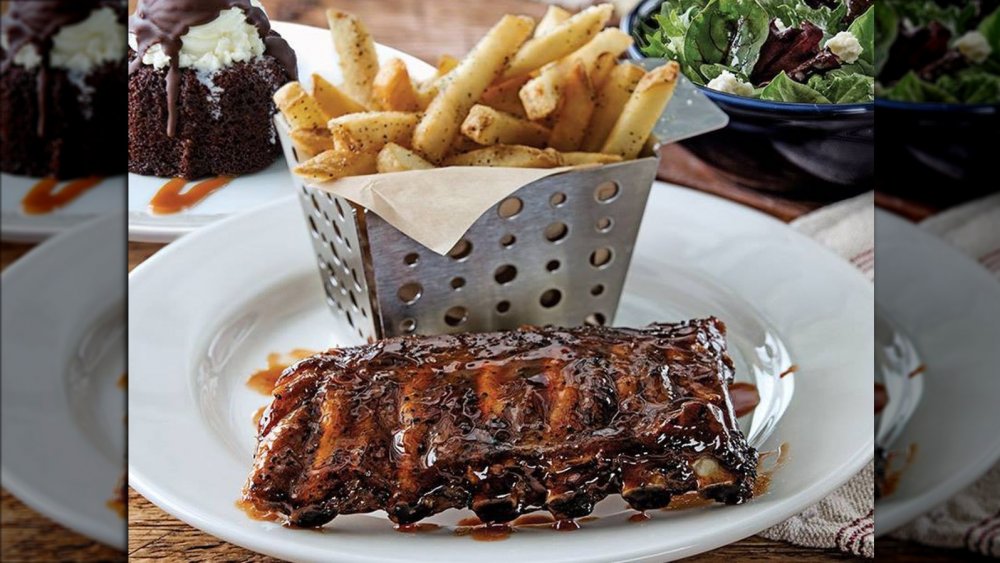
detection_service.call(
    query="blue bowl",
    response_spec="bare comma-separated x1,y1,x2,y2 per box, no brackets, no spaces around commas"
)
623,0,875,198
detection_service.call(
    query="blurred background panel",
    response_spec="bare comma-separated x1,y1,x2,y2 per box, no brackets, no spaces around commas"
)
1,0,127,561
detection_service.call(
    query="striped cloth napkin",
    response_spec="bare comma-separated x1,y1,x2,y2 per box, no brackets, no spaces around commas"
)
759,191,874,557
891,193,1000,557
761,191,999,558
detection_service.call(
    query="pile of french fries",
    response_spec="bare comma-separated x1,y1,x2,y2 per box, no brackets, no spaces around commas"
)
275,4,680,183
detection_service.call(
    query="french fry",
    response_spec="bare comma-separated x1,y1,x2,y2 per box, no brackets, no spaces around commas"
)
547,149,623,166
519,28,633,120
518,65,562,121
328,111,421,153
294,149,377,182
311,73,366,119
376,142,436,173
274,82,328,130
534,5,571,37
461,104,551,147
372,58,421,111
582,62,645,152
501,4,613,81
412,15,535,163
480,75,531,117
547,62,597,151
327,9,380,107
600,61,680,159
289,128,334,160
414,55,460,109
443,144,561,168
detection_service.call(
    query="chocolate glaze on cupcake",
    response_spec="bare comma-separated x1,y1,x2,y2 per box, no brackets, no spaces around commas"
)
1,1,128,179
128,0,297,179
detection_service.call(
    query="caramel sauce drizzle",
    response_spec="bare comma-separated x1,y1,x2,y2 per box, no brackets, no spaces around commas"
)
881,443,918,498
22,176,103,215
395,523,441,533
149,176,233,215
246,349,317,396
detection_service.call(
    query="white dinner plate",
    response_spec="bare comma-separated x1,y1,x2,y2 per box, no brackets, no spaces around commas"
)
873,210,1000,536
0,175,125,242
127,22,435,243
1,214,126,550
129,183,873,562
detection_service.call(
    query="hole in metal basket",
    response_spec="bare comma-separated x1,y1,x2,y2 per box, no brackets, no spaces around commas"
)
595,181,620,203
550,192,567,207
335,199,346,219
546,260,560,272
444,306,468,327
544,222,568,243
590,247,614,268
307,216,319,237
500,234,516,248
496,301,511,314
494,265,517,285
498,197,523,219
404,253,419,267
329,271,339,286
398,282,422,304
585,312,607,326
596,217,613,232
540,289,562,308
449,239,473,261
349,290,359,310
346,309,355,327
591,284,605,296
344,236,352,251
450,277,466,290
328,241,341,264
311,193,321,212
332,222,343,241
351,268,362,289
400,318,417,333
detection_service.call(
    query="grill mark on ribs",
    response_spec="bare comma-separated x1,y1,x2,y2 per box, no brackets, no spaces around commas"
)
243,318,757,527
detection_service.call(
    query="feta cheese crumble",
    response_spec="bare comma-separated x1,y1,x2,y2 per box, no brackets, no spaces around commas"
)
706,71,755,97
954,31,992,64
825,31,863,64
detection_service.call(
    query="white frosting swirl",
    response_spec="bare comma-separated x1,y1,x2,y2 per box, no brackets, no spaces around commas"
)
128,0,267,73
2,7,125,72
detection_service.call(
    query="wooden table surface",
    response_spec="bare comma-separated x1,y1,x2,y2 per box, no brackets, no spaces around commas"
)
0,0,973,561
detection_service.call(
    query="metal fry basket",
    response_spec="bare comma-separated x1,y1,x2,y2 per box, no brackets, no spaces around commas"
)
277,120,659,341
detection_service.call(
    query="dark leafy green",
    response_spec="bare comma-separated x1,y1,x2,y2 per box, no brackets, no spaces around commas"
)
808,69,874,102
760,71,831,102
754,0,847,34
682,0,771,81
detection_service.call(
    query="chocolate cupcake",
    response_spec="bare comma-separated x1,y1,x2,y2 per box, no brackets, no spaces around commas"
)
0,1,128,179
128,0,297,179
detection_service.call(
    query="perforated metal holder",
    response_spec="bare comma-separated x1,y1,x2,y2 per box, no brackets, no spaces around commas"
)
277,119,659,341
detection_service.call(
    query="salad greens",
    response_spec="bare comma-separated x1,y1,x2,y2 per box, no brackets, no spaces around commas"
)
877,1,1000,104
638,0,876,103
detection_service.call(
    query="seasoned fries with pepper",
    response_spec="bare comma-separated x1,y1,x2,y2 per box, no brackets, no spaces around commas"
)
275,7,679,181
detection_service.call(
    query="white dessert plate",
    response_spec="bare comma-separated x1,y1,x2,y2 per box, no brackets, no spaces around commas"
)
129,183,873,562
873,210,1000,536
1,214,126,550
127,21,435,243
0,175,125,242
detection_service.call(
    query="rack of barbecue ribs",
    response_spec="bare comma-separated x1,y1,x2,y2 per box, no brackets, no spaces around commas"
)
242,318,758,527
